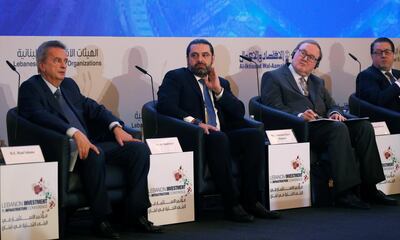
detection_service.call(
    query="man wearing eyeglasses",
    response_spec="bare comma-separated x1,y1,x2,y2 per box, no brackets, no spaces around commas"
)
261,39,397,209
356,37,400,112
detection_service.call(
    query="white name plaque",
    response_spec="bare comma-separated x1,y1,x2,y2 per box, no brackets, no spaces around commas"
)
146,137,183,154
1,145,44,165
372,122,390,136
266,129,298,145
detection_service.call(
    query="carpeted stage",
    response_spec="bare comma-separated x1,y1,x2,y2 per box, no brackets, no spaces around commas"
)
66,195,400,240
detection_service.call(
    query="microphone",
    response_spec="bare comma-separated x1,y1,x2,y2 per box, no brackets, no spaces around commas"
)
135,65,148,75
6,60,21,140
135,65,157,137
348,53,361,73
347,54,362,117
240,55,260,97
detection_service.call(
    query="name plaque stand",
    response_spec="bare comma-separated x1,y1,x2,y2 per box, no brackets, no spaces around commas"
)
0,146,58,240
266,130,311,210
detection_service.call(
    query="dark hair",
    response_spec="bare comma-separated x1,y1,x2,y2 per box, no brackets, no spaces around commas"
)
186,39,214,57
36,40,66,73
370,37,395,54
292,39,322,68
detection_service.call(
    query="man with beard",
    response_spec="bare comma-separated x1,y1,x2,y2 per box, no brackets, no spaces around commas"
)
157,39,280,222
356,37,400,112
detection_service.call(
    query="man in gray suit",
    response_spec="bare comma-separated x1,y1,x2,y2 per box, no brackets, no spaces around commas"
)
261,39,397,208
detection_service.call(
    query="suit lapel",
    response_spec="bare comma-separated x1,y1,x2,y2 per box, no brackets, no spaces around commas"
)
185,68,205,104
282,66,303,95
307,76,318,105
60,84,87,129
37,76,67,119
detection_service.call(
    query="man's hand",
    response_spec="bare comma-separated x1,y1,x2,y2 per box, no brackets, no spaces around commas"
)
113,126,141,146
205,67,222,94
73,130,100,160
198,122,219,135
302,109,319,122
329,113,347,121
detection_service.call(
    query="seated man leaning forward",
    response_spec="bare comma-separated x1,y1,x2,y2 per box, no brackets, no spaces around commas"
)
157,38,280,222
260,39,398,209
18,40,162,239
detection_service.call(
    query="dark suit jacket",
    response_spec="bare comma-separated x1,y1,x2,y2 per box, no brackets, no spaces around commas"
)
157,67,246,131
356,65,400,112
261,63,340,117
19,75,121,143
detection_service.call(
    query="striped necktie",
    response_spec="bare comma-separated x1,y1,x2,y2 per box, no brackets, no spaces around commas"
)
385,71,397,85
299,77,309,96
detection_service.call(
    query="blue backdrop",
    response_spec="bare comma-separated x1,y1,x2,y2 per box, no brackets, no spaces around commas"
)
0,0,399,37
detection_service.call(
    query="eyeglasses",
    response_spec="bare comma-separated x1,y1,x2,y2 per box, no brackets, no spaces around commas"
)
297,49,319,63
372,49,393,56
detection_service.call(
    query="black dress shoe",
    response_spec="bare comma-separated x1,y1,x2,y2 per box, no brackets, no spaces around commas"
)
226,204,254,223
93,221,120,239
132,216,163,233
368,190,398,206
335,192,370,209
245,202,280,219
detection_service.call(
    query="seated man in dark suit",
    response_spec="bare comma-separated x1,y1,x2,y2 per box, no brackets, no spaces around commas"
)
157,38,280,222
356,37,400,112
18,40,161,239
261,39,397,209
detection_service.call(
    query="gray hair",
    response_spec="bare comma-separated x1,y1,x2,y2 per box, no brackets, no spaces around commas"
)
36,40,66,73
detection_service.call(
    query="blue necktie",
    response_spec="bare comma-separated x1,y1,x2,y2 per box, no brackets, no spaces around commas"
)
54,89,87,135
199,79,217,127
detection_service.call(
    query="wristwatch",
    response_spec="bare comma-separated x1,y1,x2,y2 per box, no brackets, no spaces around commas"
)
191,119,202,125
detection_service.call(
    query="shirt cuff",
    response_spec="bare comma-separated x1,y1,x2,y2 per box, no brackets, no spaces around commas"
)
109,121,122,131
214,87,224,100
66,127,79,138
184,116,195,123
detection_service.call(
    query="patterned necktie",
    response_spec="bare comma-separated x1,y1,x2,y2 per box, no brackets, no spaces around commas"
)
54,89,87,135
299,77,309,96
198,79,217,127
385,71,397,85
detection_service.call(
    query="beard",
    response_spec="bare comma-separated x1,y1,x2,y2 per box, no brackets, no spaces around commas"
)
189,63,210,78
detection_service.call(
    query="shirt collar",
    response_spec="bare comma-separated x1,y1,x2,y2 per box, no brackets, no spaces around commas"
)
289,64,309,81
40,75,59,94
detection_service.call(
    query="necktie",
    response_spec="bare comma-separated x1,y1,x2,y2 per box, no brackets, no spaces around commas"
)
299,77,309,96
54,89,87,135
199,79,217,127
385,72,397,85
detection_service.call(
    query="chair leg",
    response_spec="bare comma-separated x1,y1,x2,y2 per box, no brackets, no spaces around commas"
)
58,207,67,240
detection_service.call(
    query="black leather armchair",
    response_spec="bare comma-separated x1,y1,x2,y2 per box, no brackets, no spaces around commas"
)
6,107,141,237
349,93,400,134
142,101,265,215
248,96,339,206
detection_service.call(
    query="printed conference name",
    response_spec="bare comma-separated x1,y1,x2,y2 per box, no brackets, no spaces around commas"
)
12,47,102,68
240,49,290,69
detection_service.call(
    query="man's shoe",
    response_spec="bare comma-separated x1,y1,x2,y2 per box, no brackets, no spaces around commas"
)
132,216,163,233
335,192,370,209
368,190,398,206
226,204,254,223
93,221,120,239
245,202,280,219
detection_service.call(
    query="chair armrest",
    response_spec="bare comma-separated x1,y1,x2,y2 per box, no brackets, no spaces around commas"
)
349,93,400,134
123,126,142,140
7,108,71,207
249,96,308,142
